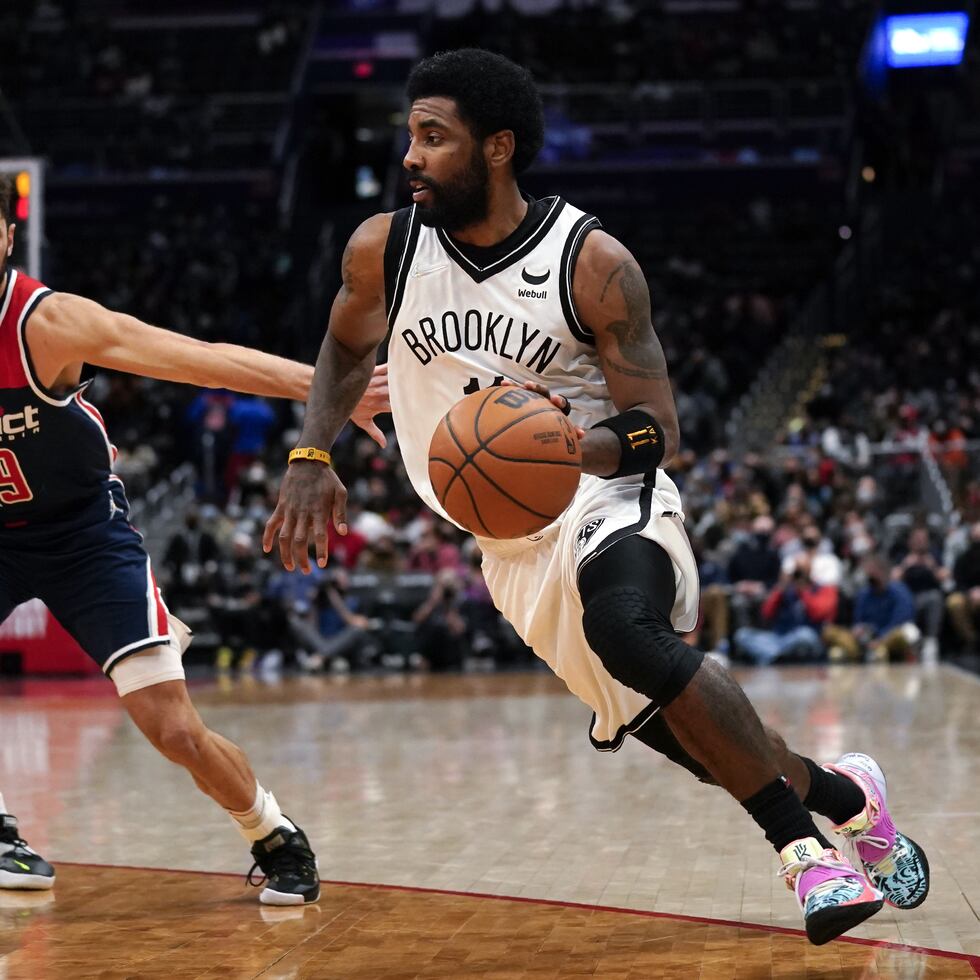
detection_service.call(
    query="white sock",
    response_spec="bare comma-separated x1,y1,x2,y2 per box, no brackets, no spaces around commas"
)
0,792,7,814
228,783,295,843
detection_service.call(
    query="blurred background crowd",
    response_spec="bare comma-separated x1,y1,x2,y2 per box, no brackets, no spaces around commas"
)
2,0,979,677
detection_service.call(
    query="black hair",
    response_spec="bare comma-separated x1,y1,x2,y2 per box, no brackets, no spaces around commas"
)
406,48,544,175
0,174,13,225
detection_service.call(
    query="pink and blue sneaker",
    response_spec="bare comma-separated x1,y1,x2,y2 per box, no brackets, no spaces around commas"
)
825,753,930,910
779,837,883,945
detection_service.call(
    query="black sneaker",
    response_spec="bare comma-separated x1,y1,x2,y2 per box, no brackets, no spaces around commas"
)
0,815,55,890
247,822,319,906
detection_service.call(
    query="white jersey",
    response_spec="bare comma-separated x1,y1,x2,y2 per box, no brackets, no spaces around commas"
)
386,195,680,526
383,195,696,749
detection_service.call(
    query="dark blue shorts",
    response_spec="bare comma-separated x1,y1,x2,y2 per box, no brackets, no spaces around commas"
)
0,483,170,676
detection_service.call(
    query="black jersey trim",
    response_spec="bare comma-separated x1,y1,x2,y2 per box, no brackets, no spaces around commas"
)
436,197,566,284
383,206,414,319
0,269,15,323
575,471,659,581
559,214,602,346
385,206,421,328
16,288,75,407
589,701,660,753
103,635,172,676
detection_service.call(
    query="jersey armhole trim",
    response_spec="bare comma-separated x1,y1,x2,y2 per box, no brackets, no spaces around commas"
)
0,269,17,323
385,206,421,327
16,288,76,407
559,215,602,346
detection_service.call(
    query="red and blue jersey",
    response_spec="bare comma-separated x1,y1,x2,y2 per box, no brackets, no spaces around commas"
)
0,268,119,526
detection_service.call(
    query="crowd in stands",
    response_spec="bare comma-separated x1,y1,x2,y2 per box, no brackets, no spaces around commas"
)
677,446,980,666
4,2,309,174
5,0,976,676
31,185,977,676
782,205,980,518
148,403,980,677
424,1,869,85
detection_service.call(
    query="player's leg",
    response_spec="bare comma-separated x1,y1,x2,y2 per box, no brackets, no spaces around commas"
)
35,505,318,905
0,573,56,891
580,535,887,944
632,707,929,912
117,668,318,905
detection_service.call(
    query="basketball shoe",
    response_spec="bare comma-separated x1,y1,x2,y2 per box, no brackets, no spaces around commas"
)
247,821,320,906
825,753,930,910
0,815,55,890
779,837,883,945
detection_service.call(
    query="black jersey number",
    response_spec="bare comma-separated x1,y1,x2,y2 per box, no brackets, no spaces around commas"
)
462,376,505,396
0,449,34,505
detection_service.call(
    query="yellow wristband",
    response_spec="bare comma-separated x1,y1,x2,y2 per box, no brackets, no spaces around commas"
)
289,447,332,467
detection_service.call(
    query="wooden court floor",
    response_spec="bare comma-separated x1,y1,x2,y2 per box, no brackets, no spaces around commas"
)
1,665,978,979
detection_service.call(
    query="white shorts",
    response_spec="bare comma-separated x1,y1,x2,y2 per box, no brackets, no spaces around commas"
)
479,471,699,751
111,614,191,697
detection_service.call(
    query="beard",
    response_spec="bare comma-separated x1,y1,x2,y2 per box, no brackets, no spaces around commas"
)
413,148,490,232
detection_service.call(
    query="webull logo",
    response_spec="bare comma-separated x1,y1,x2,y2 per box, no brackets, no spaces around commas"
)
0,405,40,440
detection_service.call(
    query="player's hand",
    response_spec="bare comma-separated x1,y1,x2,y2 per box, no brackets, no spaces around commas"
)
263,461,349,573
351,363,390,448
502,379,586,439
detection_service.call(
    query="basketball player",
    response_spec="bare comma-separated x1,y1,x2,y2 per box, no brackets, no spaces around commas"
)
264,51,929,943
0,176,389,903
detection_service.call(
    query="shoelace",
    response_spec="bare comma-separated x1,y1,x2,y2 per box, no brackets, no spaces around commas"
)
246,843,315,889
0,834,34,855
777,854,855,912
837,826,894,876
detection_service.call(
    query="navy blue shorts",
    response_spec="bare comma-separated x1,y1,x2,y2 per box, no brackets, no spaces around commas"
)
0,483,171,676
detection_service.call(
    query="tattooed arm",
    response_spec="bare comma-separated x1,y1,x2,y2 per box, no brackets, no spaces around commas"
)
572,231,680,476
263,212,392,572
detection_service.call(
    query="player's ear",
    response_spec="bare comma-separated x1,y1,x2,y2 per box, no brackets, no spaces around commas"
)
4,223,14,255
485,130,515,171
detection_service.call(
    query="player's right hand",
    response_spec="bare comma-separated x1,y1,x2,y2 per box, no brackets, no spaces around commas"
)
263,460,348,573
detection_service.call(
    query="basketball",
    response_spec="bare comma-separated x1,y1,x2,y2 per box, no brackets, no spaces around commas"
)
427,387,582,539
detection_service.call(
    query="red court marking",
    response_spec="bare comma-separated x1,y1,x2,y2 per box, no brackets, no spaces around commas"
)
58,862,980,975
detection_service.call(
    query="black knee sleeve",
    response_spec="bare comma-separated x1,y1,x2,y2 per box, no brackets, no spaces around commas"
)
582,584,703,708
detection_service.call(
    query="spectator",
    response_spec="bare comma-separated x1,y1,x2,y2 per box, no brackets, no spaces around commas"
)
691,529,731,655
947,522,980,653
162,506,220,602
291,570,378,672
892,527,948,662
224,395,277,497
728,514,781,630
782,523,844,589
408,521,464,574
412,569,468,672
459,549,506,661
825,555,919,663
324,500,369,569
733,555,837,665
205,531,264,671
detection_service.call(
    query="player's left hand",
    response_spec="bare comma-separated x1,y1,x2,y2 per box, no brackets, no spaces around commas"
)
504,380,586,439
351,363,390,448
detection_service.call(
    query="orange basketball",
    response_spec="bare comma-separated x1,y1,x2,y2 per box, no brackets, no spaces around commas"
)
428,387,581,539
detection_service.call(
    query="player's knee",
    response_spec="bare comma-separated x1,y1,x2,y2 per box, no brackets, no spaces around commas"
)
151,719,205,767
582,586,702,708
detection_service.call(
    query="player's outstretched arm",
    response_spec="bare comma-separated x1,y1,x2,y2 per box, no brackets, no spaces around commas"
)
263,212,393,573
25,291,390,445
573,231,680,475
27,292,314,401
